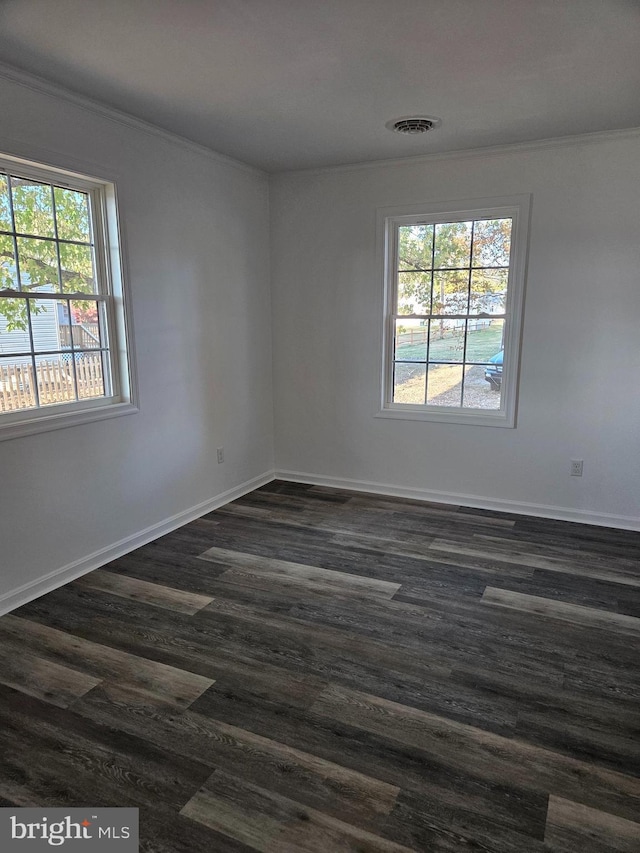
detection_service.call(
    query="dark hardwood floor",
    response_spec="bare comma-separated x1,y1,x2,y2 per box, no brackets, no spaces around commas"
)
1,480,639,852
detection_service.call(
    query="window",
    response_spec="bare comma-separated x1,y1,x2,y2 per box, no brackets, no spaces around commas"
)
378,195,530,427
0,154,135,439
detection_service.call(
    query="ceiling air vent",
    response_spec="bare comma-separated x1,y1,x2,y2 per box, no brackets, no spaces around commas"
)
386,116,441,134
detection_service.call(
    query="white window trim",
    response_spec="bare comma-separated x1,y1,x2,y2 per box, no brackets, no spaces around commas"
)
0,153,137,441
376,194,531,428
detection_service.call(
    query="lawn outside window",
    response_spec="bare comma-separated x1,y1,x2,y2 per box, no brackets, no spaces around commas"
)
0,153,136,440
377,195,530,427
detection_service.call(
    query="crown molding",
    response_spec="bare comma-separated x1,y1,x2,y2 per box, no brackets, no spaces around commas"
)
1,58,638,180
273,125,640,179
0,60,266,178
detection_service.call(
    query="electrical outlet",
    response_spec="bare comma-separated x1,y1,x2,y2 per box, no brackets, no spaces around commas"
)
570,459,583,477
217,447,224,464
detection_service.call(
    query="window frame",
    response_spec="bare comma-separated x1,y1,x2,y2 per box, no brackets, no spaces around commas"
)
0,152,137,441
377,194,531,428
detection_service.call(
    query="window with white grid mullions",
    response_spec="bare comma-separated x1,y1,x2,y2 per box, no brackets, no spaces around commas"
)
0,156,134,439
380,198,529,427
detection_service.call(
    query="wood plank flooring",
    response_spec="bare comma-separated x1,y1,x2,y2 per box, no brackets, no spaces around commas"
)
0,480,638,852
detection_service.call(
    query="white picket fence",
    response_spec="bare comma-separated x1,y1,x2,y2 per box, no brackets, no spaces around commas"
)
0,354,104,411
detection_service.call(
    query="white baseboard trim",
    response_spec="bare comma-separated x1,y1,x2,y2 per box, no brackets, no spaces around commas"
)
0,469,276,617
276,469,640,531
4,466,636,617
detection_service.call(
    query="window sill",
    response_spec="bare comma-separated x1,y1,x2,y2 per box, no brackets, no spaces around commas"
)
376,406,515,428
0,400,138,442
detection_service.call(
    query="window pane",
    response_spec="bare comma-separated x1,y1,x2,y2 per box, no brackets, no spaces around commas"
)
434,221,472,269
74,351,105,399
385,201,526,424
397,271,430,314
0,158,130,432
0,298,31,352
464,319,504,363
470,269,508,315
0,234,19,289
393,362,426,404
398,224,433,271
54,187,91,243
31,300,69,353
427,363,463,406
16,237,60,292
432,270,469,314
0,174,12,231
35,354,77,405
394,319,427,361
472,218,512,267
59,243,97,294
428,321,465,362
462,364,502,410
11,176,55,238
0,356,35,411
70,299,102,349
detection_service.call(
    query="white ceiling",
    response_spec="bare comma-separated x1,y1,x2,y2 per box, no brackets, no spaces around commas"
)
0,0,639,172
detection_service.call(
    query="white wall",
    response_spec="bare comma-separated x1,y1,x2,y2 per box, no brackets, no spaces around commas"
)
0,72,274,606
270,133,640,527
